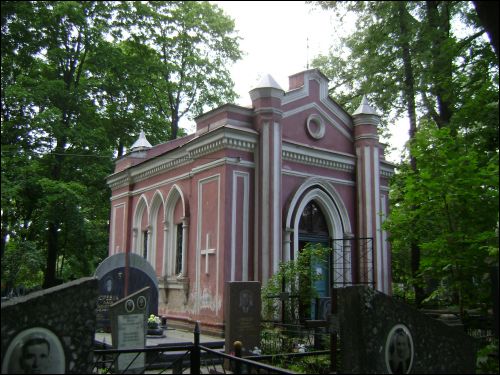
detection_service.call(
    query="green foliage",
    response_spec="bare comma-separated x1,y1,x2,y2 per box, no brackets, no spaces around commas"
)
1,1,242,290
259,324,331,373
310,1,499,312
476,339,499,374
262,243,331,323
385,121,499,310
260,325,296,355
2,240,45,290
114,1,242,139
286,355,330,374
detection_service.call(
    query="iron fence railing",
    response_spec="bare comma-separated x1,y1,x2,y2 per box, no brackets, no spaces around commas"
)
92,322,304,374
331,237,374,287
259,322,330,354
200,345,296,374
246,350,332,374
263,237,375,325
92,344,194,374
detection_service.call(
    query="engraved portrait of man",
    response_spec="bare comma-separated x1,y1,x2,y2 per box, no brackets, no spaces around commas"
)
239,290,253,313
2,328,65,374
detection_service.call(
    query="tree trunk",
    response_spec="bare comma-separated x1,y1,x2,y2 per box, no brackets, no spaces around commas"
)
426,1,454,130
170,111,179,140
473,1,499,59
118,140,124,158
44,222,59,288
43,136,65,288
398,1,426,307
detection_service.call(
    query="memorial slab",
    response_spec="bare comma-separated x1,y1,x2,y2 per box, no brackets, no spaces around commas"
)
224,282,261,355
337,286,477,374
109,287,150,372
95,253,158,331
1,277,98,374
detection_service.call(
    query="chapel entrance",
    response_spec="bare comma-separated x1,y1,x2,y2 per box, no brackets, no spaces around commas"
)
298,200,331,319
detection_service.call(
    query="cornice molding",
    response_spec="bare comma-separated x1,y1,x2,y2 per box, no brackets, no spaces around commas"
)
380,164,395,178
107,127,258,189
354,135,380,142
107,125,395,191
253,107,284,117
194,103,253,124
282,142,355,172
282,169,355,186
353,114,381,126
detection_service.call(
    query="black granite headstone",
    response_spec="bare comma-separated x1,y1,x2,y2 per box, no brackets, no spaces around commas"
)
1,278,98,374
95,253,158,331
224,281,261,355
337,286,477,374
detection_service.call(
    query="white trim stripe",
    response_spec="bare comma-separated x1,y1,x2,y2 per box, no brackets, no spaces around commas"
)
254,145,260,281
374,147,383,292
364,147,373,284
262,123,270,283
273,123,280,274
242,174,249,281
282,169,355,186
231,174,237,281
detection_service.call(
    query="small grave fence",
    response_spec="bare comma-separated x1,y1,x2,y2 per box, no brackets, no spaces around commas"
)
92,322,296,374
245,350,333,374
256,320,338,373
421,309,496,345
259,322,330,354
463,314,495,345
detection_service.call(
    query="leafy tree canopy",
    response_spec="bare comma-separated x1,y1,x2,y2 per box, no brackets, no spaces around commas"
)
310,1,498,312
1,0,242,291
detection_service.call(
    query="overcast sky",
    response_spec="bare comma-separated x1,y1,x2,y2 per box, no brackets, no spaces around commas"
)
212,1,340,105
186,1,408,163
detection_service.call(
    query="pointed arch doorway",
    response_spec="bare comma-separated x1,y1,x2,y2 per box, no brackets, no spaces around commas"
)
285,178,353,322
298,200,331,319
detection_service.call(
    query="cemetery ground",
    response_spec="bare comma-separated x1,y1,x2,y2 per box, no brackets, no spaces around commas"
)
1,277,497,373
93,321,332,374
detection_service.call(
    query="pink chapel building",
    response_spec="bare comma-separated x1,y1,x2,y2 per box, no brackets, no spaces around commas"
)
106,69,395,335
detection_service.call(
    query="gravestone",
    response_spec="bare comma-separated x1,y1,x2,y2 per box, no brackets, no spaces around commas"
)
224,281,261,355
316,297,331,321
337,286,477,374
1,277,98,374
109,287,150,373
95,252,158,332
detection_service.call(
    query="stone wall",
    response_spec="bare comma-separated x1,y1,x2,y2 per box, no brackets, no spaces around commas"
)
1,277,98,374
338,286,477,374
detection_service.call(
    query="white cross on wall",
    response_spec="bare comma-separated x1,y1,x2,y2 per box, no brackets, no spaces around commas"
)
200,233,216,274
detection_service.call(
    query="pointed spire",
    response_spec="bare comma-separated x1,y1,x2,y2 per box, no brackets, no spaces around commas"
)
352,95,379,116
249,73,284,103
130,130,152,151
251,73,283,91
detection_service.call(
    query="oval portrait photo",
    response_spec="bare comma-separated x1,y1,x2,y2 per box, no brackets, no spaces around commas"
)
1,327,66,374
385,324,414,374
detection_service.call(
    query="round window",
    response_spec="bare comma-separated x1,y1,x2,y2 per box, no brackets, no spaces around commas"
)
306,114,325,139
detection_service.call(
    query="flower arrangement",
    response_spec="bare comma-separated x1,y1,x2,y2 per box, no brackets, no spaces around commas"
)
148,314,161,328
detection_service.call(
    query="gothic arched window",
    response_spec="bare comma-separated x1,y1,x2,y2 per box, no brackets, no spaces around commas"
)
299,201,329,235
